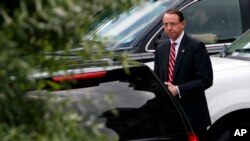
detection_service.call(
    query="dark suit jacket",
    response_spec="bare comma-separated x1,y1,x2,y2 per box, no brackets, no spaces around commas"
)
154,33,213,129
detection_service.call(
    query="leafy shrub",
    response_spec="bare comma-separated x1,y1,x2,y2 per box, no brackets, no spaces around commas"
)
0,0,140,140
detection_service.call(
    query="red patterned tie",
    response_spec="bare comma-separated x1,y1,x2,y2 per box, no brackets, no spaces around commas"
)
168,42,177,83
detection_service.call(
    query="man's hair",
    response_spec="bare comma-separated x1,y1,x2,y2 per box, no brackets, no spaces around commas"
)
165,9,185,22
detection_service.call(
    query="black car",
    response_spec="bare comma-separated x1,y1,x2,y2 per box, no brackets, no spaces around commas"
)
36,64,199,141
84,0,250,62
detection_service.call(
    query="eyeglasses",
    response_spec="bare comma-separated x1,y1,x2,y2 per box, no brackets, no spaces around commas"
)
164,22,182,27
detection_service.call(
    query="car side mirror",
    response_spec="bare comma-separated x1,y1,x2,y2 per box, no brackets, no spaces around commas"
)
220,44,229,57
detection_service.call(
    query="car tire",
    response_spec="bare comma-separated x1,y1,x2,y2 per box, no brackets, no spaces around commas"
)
208,113,250,141
208,123,230,141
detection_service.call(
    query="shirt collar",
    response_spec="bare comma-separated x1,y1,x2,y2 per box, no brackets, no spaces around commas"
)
171,31,184,45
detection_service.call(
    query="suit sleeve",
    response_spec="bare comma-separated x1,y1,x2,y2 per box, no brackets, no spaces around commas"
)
178,42,213,97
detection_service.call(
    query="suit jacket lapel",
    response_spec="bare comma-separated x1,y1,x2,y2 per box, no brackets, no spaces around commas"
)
173,34,188,80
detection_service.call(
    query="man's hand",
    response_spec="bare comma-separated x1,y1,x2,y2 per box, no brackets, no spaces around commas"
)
165,82,178,96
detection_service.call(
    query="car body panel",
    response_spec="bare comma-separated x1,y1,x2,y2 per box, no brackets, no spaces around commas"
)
206,57,250,123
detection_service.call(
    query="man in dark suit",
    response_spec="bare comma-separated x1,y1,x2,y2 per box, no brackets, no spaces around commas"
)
154,9,213,141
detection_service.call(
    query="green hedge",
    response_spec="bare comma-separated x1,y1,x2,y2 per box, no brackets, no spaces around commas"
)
0,0,140,140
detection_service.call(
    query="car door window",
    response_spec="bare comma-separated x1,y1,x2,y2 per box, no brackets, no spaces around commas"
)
182,0,242,44
52,67,190,140
87,0,178,49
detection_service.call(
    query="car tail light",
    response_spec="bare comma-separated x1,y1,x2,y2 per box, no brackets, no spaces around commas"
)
52,71,107,82
188,132,199,141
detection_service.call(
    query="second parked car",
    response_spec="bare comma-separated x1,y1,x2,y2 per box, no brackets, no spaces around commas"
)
84,0,250,62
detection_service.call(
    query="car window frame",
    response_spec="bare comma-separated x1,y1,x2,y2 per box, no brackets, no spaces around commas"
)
144,0,249,54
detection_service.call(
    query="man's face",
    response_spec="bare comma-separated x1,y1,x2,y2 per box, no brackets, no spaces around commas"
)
163,13,185,41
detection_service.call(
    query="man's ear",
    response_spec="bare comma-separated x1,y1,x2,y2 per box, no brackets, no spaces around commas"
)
182,20,186,28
